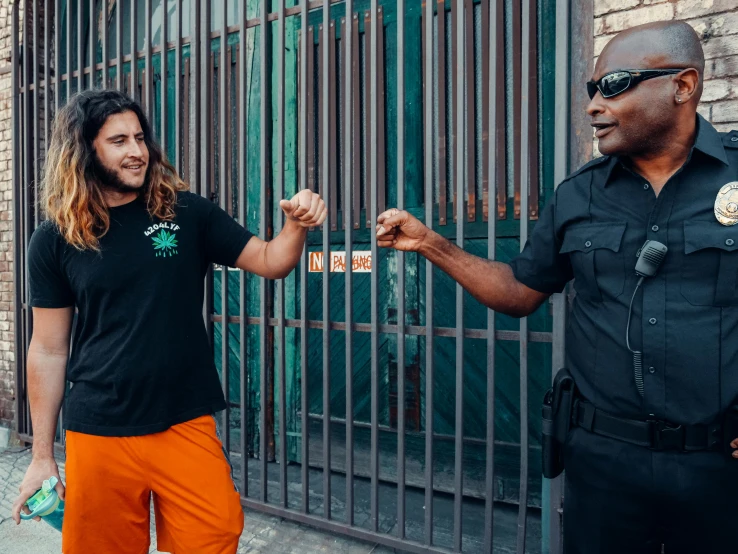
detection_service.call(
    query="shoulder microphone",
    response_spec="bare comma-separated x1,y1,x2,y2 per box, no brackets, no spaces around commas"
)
629,240,668,397
635,240,668,278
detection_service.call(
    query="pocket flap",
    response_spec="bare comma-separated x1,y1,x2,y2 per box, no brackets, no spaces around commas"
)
560,222,626,254
684,221,738,254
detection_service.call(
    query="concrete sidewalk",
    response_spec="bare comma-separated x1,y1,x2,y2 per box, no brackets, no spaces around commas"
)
0,446,396,554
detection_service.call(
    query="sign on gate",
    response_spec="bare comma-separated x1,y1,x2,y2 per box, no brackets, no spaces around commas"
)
309,251,372,273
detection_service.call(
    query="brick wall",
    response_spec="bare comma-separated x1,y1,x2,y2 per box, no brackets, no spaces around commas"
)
0,0,18,431
595,0,738,134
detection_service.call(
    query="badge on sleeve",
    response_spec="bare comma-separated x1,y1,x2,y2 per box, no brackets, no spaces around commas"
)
715,182,738,226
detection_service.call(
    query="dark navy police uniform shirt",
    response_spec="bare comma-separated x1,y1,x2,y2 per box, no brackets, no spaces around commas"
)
510,116,738,425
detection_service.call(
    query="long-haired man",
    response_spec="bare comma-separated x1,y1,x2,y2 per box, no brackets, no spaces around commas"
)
12,89,326,553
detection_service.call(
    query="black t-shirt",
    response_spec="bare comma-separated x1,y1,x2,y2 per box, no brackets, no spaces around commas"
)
27,191,254,436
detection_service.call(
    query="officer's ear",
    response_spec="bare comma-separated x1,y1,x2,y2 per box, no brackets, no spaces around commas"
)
674,68,700,105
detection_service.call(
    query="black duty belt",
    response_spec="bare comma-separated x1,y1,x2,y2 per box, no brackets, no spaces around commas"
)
572,399,723,452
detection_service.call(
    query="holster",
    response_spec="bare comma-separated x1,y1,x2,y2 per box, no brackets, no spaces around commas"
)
541,368,577,479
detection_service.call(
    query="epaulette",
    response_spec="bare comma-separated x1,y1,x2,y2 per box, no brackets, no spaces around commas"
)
560,154,612,184
724,129,738,148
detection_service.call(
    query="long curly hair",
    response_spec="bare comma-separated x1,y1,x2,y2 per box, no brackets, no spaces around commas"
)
42,89,188,250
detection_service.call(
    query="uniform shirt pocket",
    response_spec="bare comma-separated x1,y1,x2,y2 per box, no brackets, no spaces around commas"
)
560,222,627,302
682,221,738,307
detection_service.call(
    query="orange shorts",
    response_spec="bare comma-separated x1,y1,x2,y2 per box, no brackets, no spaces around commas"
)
62,415,244,554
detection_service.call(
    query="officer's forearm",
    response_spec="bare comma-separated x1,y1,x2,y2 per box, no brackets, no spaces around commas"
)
26,343,67,460
418,231,548,317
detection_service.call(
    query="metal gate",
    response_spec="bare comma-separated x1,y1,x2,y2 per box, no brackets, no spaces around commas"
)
11,0,574,552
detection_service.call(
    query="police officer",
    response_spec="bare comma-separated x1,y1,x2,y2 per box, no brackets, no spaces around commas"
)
376,21,738,554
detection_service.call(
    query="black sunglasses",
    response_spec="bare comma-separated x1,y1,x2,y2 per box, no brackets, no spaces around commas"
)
587,69,684,100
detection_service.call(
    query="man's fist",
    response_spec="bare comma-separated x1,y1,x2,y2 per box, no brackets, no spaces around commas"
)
279,189,328,228
376,209,431,252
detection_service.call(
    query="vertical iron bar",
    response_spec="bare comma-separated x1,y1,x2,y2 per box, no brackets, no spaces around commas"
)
161,0,168,152
351,14,359,230
518,0,532,550
131,0,138,98
219,0,230,453
55,0,60,110
481,0,489,223
191,0,200,187
102,0,108,89
396,0,406,540
12,0,22,439
77,0,83,90
450,0,456,223
321,3,332,521
423,0,434,544
300,0,310,515
453,1,465,549
363,12,371,229
65,0,70,98
495,0,506,221
145,0,152,118
238,0,248,499
376,9,385,216
277,0,287,510
116,0,123,89
484,0,499,550
342,0,354,527
328,22,337,232
436,0,446,226
89,0,95,88
175,0,182,173
528,1,539,220
551,0,571,549
259,0,268,504
307,26,315,193
44,0,50,153
512,0,521,219
33,0,39,227
183,57,190,178
369,0,379,533
465,0,475,222
22,0,32,435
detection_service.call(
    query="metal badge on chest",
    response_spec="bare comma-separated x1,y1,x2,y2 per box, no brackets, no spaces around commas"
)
714,182,738,226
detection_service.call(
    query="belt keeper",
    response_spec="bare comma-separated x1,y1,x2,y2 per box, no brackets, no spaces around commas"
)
581,402,595,432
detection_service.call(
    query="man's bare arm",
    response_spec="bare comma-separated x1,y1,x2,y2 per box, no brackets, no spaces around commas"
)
376,209,549,318
11,307,72,523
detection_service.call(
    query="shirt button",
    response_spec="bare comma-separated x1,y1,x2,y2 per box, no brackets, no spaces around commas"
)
651,225,659,232
649,318,657,325
585,240,592,248
732,137,738,142
643,183,650,190
727,239,735,246
648,366,656,374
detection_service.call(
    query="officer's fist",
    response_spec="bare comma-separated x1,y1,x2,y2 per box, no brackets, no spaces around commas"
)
376,208,430,252
279,190,327,228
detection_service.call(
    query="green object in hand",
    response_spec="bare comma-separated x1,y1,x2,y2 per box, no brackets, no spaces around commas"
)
20,476,64,532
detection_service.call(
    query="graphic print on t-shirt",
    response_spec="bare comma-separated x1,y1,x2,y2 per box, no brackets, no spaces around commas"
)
144,222,181,257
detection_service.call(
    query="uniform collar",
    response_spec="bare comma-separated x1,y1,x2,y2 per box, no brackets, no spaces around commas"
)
602,114,729,187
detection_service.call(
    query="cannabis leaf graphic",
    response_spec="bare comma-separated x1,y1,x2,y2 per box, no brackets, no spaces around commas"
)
152,229,179,257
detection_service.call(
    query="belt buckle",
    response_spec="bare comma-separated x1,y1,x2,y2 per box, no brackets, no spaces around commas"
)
649,420,685,451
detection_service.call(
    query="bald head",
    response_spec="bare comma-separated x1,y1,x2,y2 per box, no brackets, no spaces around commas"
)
588,21,705,159
598,21,704,81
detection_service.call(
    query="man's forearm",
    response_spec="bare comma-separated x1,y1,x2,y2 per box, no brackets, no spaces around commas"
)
418,230,544,317
26,347,67,459
263,218,308,279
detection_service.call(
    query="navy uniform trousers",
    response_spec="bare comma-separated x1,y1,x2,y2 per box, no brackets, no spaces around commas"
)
563,426,738,554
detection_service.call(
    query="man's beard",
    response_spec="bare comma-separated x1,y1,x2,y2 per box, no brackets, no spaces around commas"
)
90,153,150,196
